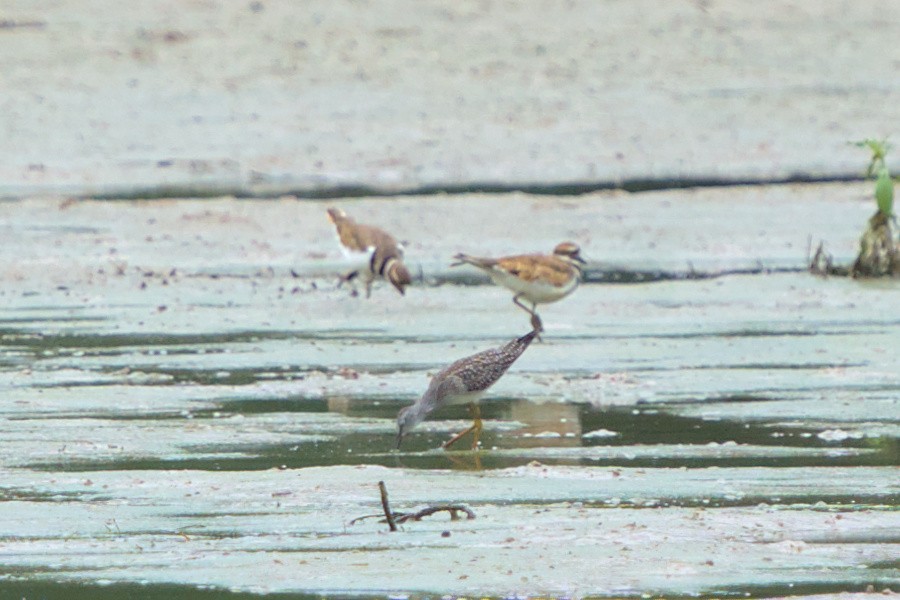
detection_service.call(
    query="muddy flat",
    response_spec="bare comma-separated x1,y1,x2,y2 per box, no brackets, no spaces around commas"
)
0,190,897,598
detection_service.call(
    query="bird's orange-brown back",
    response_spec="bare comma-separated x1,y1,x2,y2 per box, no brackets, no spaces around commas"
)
327,208,398,254
494,253,576,286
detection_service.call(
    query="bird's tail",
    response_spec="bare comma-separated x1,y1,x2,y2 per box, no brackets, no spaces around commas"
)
517,328,539,347
498,328,539,360
326,207,349,226
489,328,539,373
451,253,496,269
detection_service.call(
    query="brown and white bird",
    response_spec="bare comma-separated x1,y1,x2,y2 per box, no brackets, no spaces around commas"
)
326,208,412,298
451,242,586,332
396,328,538,450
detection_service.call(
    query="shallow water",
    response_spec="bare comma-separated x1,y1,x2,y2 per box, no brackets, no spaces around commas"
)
0,195,898,597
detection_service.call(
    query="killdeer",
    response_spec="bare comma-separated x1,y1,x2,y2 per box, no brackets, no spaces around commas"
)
396,328,538,450
452,241,585,332
326,208,412,298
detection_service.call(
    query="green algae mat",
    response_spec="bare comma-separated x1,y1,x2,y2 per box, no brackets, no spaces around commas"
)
0,192,897,598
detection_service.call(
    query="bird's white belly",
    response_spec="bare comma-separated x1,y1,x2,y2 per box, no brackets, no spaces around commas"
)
489,270,578,304
444,391,485,406
337,243,375,279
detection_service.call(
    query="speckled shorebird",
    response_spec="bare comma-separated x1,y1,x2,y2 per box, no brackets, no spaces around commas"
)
396,328,538,450
326,208,412,298
451,242,586,332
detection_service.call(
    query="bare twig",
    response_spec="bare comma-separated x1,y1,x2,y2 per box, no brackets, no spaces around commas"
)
347,513,383,525
809,241,852,277
808,241,831,276
378,480,398,532
394,505,476,523
349,482,476,530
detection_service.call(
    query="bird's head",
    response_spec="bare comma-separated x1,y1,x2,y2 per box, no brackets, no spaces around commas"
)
396,378,446,449
386,259,412,295
553,241,586,265
395,404,418,449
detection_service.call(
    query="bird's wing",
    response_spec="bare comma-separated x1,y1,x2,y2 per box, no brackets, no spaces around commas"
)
494,254,573,285
418,373,467,416
331,217,397,254
417,331,536,417
441,348,508,393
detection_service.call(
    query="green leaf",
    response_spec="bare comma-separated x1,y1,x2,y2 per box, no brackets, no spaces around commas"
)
853,138,891,177
875,167,894,216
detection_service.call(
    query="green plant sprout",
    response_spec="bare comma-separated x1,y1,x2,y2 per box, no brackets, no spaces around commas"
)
811,138,900,278
852,138,894,217
853,137,890,176
875,166,894,217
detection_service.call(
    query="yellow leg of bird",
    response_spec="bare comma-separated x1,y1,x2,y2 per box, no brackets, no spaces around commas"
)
442,403,483,451
470,404,483,451
442,425,474,449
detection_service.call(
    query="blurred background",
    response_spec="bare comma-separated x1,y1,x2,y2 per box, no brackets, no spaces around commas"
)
2,0,898,198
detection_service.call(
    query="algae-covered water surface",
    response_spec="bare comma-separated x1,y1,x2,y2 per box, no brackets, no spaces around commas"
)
0,195,897,598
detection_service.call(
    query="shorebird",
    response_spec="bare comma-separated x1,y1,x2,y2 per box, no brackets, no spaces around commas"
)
451,242,586,332
396,328,538,450
326,208,412,298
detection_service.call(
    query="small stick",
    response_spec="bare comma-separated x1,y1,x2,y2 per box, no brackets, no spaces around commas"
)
394,504,476,523
378,480,398,532
349,484,477,528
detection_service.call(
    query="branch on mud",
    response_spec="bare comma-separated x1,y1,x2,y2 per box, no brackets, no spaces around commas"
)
349,481,476,531
379,480,398,532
